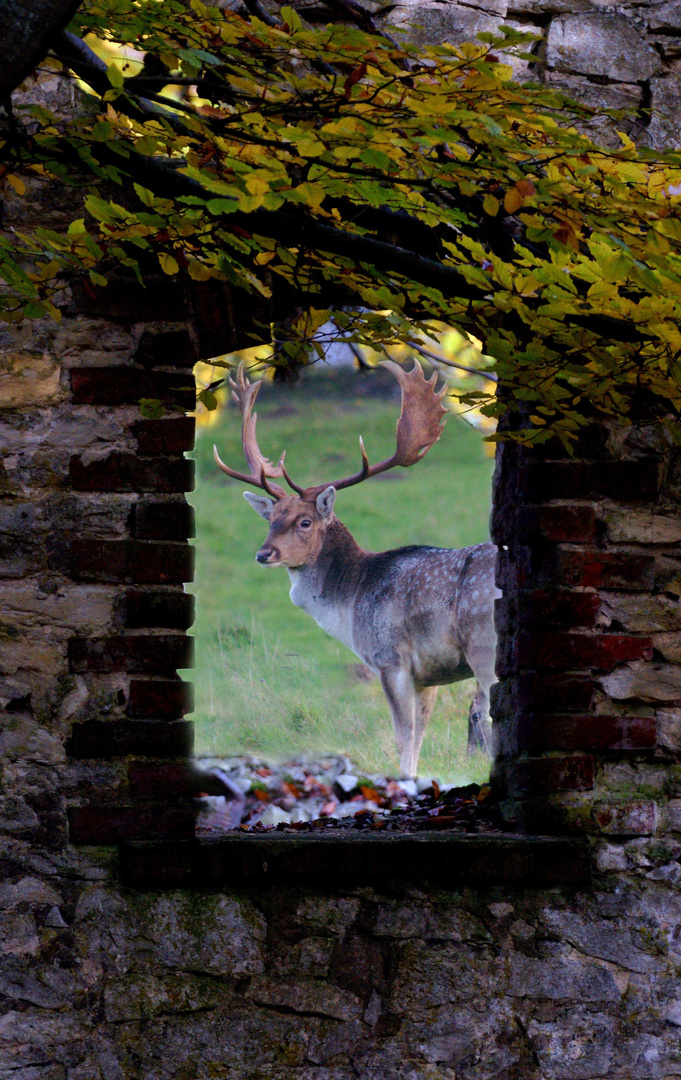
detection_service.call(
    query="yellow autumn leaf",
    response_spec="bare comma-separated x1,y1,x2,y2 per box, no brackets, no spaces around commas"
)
483,194,500,217
254,251,276,265
7,174,25,196
158,253,180,275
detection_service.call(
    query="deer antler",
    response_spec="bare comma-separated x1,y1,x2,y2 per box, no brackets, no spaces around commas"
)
213,361,289,499
302,360,449,498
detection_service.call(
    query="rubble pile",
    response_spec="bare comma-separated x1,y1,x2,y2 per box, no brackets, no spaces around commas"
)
193,753,508,835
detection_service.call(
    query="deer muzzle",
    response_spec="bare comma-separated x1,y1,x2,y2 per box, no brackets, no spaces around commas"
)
256,546,278,564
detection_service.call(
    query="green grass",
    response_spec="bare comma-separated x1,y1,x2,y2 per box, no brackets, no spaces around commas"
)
185,367,495,782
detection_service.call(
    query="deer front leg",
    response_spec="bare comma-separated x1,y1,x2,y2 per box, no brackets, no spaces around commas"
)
380,668,420,777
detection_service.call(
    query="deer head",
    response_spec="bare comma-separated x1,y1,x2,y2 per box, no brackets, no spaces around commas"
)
213,359,449,567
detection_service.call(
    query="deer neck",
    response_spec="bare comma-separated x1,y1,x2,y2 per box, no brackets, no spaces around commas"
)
287,518,366,646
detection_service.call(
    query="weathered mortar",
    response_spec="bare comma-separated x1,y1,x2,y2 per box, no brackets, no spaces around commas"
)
2,7,681,1078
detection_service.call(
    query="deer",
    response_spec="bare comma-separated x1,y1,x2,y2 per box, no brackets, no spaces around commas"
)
214,360,499,777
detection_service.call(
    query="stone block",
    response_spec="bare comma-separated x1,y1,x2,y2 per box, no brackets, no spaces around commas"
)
103,972,223,1022
0,353,64,408
0,716,65,764
69,452,194,493
600,660,681,703
72,539,194,585
0,912,39,958
122,589,194,630
74,888,265,976
389,941,501,1012
507,954,622,1002
545,13,661,82
248,975,362,1020
127,679,194,719
649,76,681,151
132,416,196,455
592,799,659,836
658,708,681,751
70,367,194,409
68,634,193,674
600,591,681,634
130,499,195,540
603,509,681,545
66,718,194,758
653,632,681,663
388,2,502,48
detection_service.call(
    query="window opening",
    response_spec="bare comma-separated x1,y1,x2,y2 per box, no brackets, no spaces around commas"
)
183,329,499,834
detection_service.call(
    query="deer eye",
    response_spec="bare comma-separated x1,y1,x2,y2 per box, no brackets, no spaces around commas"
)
300,518,312,529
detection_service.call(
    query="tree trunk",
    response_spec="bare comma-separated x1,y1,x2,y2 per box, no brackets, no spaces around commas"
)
0,0,82,99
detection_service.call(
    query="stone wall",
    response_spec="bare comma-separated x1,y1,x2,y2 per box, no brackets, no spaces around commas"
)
2,9,681,1080
386,0,681,150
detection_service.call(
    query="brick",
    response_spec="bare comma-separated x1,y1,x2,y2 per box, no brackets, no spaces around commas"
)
518,631,652,671
516,754,594,793
70,453,194,493
128,761,197,797
540,547,656,591
525,589,600,628
68,635,193,673
131,500,195,540
491,673,596,715
72,540,194,584
128,679,194,719
72,274,189,322
133,416,196,455
68,803,195,844
524,504,597,543
124,589,195,629
135,328,198,368
67,718,194,757
518,715,657,752
519,459,659,503
70,368,194,409
592,800,659,836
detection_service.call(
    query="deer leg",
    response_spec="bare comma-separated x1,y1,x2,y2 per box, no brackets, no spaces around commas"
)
465,647,496,757
468,683,493,756
380,668,420,777
414,685,439,772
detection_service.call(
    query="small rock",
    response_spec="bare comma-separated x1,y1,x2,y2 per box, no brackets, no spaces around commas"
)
257,805,292,828
334,774,359,799
44,906,68,928
488,902,514,920
646,862,681,884
398,779,418,798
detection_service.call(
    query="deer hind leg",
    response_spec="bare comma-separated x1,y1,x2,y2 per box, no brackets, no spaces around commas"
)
466,647,497,757
468,683,493,756
414,685,439,772
380,668,421,777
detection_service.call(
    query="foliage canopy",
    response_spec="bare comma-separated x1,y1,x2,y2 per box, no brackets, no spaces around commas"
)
2,0,681,441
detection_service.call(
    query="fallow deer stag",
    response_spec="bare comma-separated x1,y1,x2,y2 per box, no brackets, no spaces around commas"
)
214,361,499,776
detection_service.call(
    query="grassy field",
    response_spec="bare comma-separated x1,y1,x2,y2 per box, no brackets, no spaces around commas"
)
185,366,495,783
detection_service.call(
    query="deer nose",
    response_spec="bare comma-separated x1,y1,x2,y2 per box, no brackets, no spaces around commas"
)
256,549,274,564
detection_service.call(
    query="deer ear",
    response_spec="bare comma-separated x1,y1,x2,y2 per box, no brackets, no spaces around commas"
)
316,486,336,520
243,491,274,520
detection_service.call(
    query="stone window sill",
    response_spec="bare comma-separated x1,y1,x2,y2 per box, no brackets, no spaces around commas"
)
120,833,590,888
